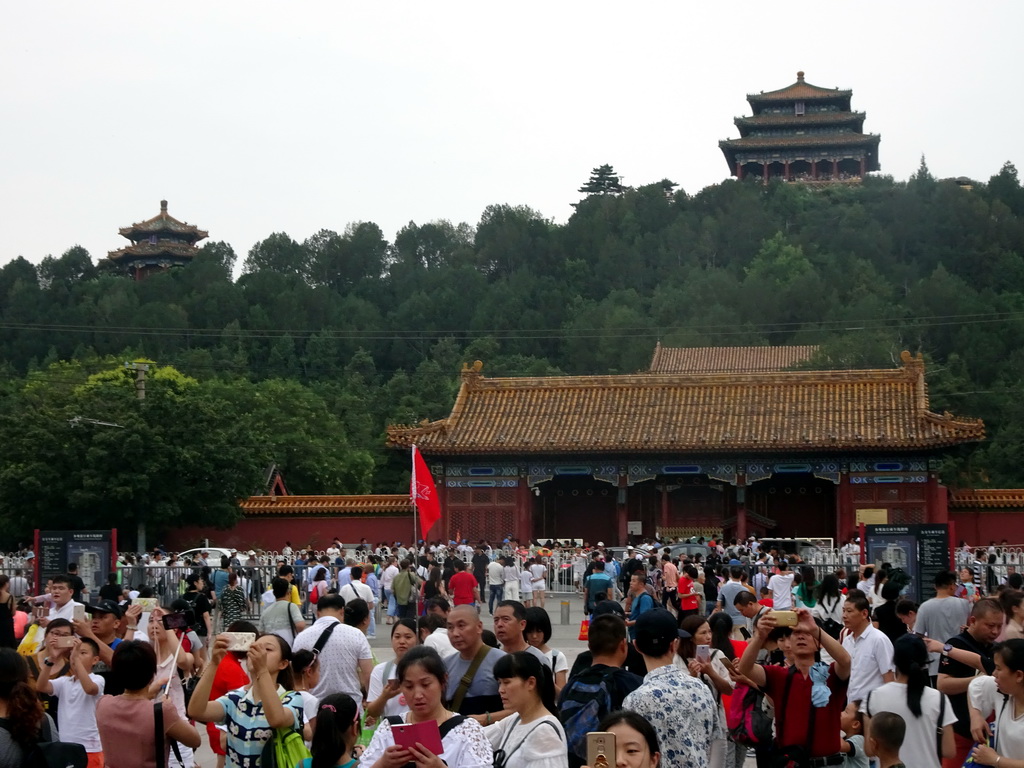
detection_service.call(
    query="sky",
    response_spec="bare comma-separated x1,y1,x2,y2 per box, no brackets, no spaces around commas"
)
1,1,1021,268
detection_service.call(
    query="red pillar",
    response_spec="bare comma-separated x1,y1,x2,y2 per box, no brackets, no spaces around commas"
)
928,475,948,524
812,160,818,180
860,156,867,177
660,482,670,531
837,472,853,543
831,160,838,179
784,160,791,181
617,475,629,544
517,476,533,543
763,162,769,184
735,161,743,179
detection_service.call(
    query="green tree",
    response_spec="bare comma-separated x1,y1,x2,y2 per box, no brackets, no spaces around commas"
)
578,164,624,195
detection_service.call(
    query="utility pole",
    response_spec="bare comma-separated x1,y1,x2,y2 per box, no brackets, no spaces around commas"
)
125,361,151,553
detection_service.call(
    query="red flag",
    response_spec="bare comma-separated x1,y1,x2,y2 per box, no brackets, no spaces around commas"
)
411,445,441,537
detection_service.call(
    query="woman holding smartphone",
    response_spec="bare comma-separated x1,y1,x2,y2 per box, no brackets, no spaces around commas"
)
484,651,567,768
676,615,733,768
596,710,661,768
366,619,418,722
189,633,305,768
360,646,491,768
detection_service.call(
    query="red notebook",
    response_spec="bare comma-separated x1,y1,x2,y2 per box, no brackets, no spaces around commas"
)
391,720,444,755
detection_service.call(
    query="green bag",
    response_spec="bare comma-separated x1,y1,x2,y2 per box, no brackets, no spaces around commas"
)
258,695,311,768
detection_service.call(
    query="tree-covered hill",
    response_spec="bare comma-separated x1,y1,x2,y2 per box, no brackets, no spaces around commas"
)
1,161,1023,543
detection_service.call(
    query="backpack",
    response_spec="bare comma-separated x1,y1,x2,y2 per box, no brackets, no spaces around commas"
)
309,582,320,605
559,666,618,762
887,568,911,595
258,694,311,768
0,716,87,768
726,682,774,747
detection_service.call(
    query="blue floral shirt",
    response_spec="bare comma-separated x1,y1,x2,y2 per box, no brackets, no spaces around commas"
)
622,665,716,768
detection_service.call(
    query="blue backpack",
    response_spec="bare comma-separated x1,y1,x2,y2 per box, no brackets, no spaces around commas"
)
559,666,617,765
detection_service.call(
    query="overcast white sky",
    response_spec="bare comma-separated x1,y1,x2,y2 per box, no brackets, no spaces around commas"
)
1,2,1021,268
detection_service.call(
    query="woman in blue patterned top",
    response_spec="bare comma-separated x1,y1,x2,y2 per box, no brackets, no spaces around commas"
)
188,633,304,768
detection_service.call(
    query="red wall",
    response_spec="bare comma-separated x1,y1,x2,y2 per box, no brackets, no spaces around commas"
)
163,515,415,552
950,511,1024,545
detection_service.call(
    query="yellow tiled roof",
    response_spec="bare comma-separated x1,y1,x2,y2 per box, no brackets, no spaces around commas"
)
748,72,851,103
949,489,1024,509
649,344,819,373
241,495,412,516
387,352,984,455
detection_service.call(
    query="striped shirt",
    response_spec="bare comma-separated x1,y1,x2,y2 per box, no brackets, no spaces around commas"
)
217,686,302,768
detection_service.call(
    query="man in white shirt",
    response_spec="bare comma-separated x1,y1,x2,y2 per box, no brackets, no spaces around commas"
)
9,569,29,598
380,557,400,625
486,557,505,614
292,593,373,708
422,613,458,659
767,562,795,610
339,566,375,610
841,592,895,703
41,574,84,626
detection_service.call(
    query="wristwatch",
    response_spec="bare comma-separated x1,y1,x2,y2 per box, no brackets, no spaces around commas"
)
43,659,54,667
943,643,953,653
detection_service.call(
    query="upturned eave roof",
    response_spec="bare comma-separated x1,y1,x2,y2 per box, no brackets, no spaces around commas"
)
387,352,984,456
748,72,852,104
241,494,413,516
719,133,881,151
117,200,208,241
735,112,865,132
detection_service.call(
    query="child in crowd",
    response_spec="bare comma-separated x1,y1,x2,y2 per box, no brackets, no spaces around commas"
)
867,711,907,768
758,585,773,608
36,636,105,768
840,701,869,768
519,567,534,607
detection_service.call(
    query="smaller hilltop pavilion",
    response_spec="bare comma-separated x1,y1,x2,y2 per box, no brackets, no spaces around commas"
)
719,71,881,184
106,200,207,280
387,348,983,546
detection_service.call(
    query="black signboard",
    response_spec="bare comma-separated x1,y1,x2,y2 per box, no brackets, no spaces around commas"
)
917,525,952,602
864,523,950,604
34,529,116,599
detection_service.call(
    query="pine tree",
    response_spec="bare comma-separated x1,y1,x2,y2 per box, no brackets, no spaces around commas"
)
578,164,623,195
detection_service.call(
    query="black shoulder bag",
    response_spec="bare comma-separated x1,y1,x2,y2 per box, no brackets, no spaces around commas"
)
154,699,184,768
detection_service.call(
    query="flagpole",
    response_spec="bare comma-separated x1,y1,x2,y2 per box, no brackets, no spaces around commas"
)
411,445,420,616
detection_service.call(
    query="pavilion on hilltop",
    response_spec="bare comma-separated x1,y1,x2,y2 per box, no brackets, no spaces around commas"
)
387,350,983,546
719,71,881,184
106,200,207,280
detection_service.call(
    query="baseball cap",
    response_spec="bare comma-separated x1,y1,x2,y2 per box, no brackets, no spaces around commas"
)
596,541,604,547
634,608,690,657
627,545,634,550
87,599,122,619
592,600,626,619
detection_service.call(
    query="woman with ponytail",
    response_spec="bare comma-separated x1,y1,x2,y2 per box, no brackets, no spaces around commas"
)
0,647,53,766
863,634,955,768
298,693,359,768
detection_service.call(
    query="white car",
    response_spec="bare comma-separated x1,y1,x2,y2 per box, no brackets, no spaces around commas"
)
176,547,234,564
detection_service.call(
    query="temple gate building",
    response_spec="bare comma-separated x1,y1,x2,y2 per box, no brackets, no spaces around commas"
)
719,71,881,184
387,349,983,546
106,200,207,280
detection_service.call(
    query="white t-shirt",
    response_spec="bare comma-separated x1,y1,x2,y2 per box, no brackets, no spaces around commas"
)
366,660,409,718
483,713,567,768
865,682,956,768
50,673,105,752
768,572,795,609
381,565,399,591
340,580,375,606
292,617,372,708
424,628,458,660
542,648,569,678
969,675,1024,761
48,600,84,622
519,571,534,593
296,690,319,748
841,623,895,704
529,564,547,590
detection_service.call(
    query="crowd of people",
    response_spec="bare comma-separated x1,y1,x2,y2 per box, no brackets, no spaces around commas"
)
0,537,1020,768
